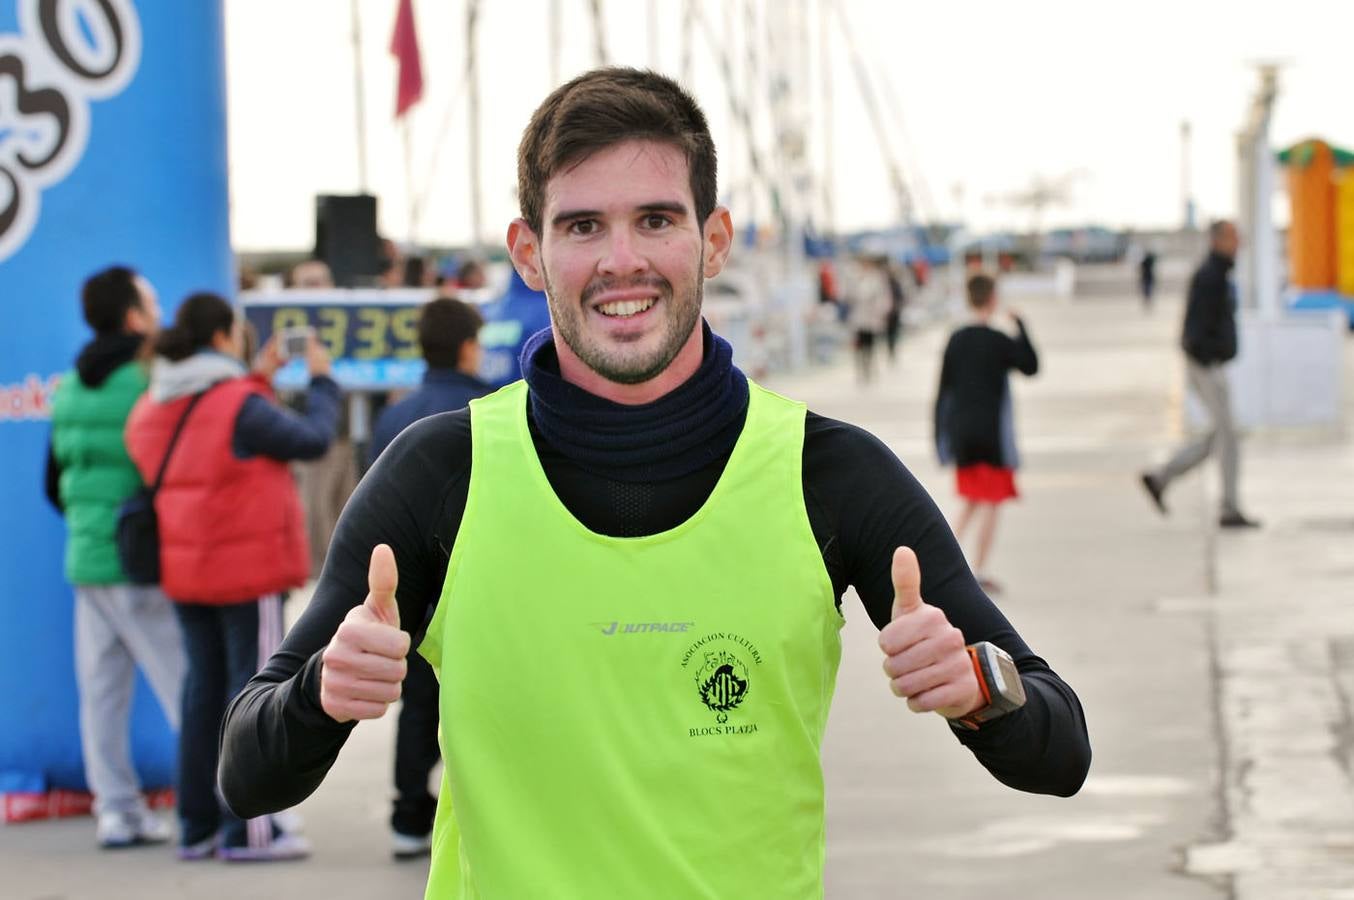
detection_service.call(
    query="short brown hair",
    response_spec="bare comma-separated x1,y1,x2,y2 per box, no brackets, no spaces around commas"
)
966,273,996,309
517,67,718,235
419,297,484,369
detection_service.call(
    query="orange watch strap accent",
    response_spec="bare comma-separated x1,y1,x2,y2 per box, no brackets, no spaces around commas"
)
957,645,992,731
966,644,992,705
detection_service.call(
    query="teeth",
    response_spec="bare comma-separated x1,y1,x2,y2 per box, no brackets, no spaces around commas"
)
597,298,655,317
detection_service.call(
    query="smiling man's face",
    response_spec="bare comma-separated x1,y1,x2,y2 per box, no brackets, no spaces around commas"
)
509,139,732,400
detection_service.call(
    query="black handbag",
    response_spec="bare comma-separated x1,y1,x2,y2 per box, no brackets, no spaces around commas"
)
116,390,208,585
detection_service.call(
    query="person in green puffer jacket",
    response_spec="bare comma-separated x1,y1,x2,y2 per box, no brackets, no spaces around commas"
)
45,266,186,850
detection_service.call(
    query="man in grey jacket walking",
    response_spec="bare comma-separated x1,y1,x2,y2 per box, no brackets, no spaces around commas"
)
1140,220,1259,528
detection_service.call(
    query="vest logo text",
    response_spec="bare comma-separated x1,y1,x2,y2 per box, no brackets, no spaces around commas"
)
595,620,695,636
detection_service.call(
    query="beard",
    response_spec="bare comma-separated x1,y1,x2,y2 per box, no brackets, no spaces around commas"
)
543,267,704,385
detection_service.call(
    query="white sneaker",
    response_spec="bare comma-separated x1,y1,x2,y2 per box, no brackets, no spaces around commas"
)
97,809,171,848
272,809,306,834
217,831,312,862
391,830,432,860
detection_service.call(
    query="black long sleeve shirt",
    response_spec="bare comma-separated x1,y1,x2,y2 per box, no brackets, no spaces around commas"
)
221,402,1090,817
935,317,1039,467
1181,252,1238,365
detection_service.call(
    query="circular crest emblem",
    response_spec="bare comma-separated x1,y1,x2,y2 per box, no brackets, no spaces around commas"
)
694,650,749,724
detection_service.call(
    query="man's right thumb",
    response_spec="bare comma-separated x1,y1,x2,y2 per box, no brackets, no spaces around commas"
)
365,543,400,627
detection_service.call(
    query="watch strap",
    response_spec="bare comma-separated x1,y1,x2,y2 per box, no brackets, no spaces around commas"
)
954,642,1023,731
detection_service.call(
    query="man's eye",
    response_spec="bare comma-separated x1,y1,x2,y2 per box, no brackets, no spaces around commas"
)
644,214,671,230
569,220,597,236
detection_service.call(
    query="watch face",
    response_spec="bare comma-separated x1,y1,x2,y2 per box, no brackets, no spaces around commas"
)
985,645,1026,706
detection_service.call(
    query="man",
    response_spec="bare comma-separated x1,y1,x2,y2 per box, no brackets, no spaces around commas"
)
368,297,489,860
377,238,405,288
221,69,1089,897
883,255,907,364
289,259,335,289
450,258,488,291
46,266,185,848
1140,220,1259,528
1138,247,1157,310
370,297,489,465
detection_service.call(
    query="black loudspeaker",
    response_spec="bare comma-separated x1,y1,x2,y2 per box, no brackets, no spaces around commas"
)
315,194,381,287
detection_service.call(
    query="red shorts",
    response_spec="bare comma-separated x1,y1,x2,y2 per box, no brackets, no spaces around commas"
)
956,464,1018,503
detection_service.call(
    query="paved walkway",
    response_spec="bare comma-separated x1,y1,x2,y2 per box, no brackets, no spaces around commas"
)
1181,406,1354,898
796,284,1225,899
3,271,1351,898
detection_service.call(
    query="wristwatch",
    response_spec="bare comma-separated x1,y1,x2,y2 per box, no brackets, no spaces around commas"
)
951,641,1026,731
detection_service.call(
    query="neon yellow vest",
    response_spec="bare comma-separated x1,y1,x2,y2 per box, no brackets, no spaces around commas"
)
419,379,843,899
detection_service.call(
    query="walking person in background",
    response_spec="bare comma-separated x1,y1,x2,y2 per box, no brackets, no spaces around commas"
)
125,293,339,861
817,258,840,309
368,297,489,860
1138,247,1157,310
45,266,185,849
447,258,489,292
883,258,907,365
934,272,1040,594
1139,220,1259,528
846,254,891,383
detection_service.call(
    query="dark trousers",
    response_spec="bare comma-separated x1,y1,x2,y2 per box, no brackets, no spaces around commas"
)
884,310,902,361
392,650,441,837
853,330,877,382
174,600,260,848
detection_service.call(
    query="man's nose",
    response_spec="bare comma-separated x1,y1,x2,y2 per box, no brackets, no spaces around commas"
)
598,229,648,276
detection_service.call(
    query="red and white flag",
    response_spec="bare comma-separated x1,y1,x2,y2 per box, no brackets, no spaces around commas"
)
390,0,424,119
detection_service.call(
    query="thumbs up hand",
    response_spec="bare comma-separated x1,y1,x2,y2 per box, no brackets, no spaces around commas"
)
878,547,984,721
320,544,412,723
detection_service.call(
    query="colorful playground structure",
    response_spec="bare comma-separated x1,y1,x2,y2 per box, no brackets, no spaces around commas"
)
1283,138,1354,326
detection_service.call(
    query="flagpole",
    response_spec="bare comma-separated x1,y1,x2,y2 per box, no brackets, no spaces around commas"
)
549,0,560,88
588,0,608,66
351,0,369,193
466,0,483,253
647,0,659,69
404,119,416,243
818,0,833,238
390,0,424,244
681,0,693,84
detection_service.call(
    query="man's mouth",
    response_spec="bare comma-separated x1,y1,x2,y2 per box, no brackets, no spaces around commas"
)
595,297,657,318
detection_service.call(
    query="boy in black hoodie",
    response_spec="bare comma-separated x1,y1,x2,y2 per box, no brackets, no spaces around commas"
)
934,272,1039,593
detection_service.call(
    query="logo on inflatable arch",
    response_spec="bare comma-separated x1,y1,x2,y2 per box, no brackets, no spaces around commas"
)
0,0,141,262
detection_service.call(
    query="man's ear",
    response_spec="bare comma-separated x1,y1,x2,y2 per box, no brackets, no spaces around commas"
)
458,337,481,372
123,306,147,335
702,206,734,279
507,219,546,292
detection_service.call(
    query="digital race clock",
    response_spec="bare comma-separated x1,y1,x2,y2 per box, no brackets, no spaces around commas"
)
240,289,435,391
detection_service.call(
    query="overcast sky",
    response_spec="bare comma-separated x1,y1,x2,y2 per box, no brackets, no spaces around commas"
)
224,0,1354,251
